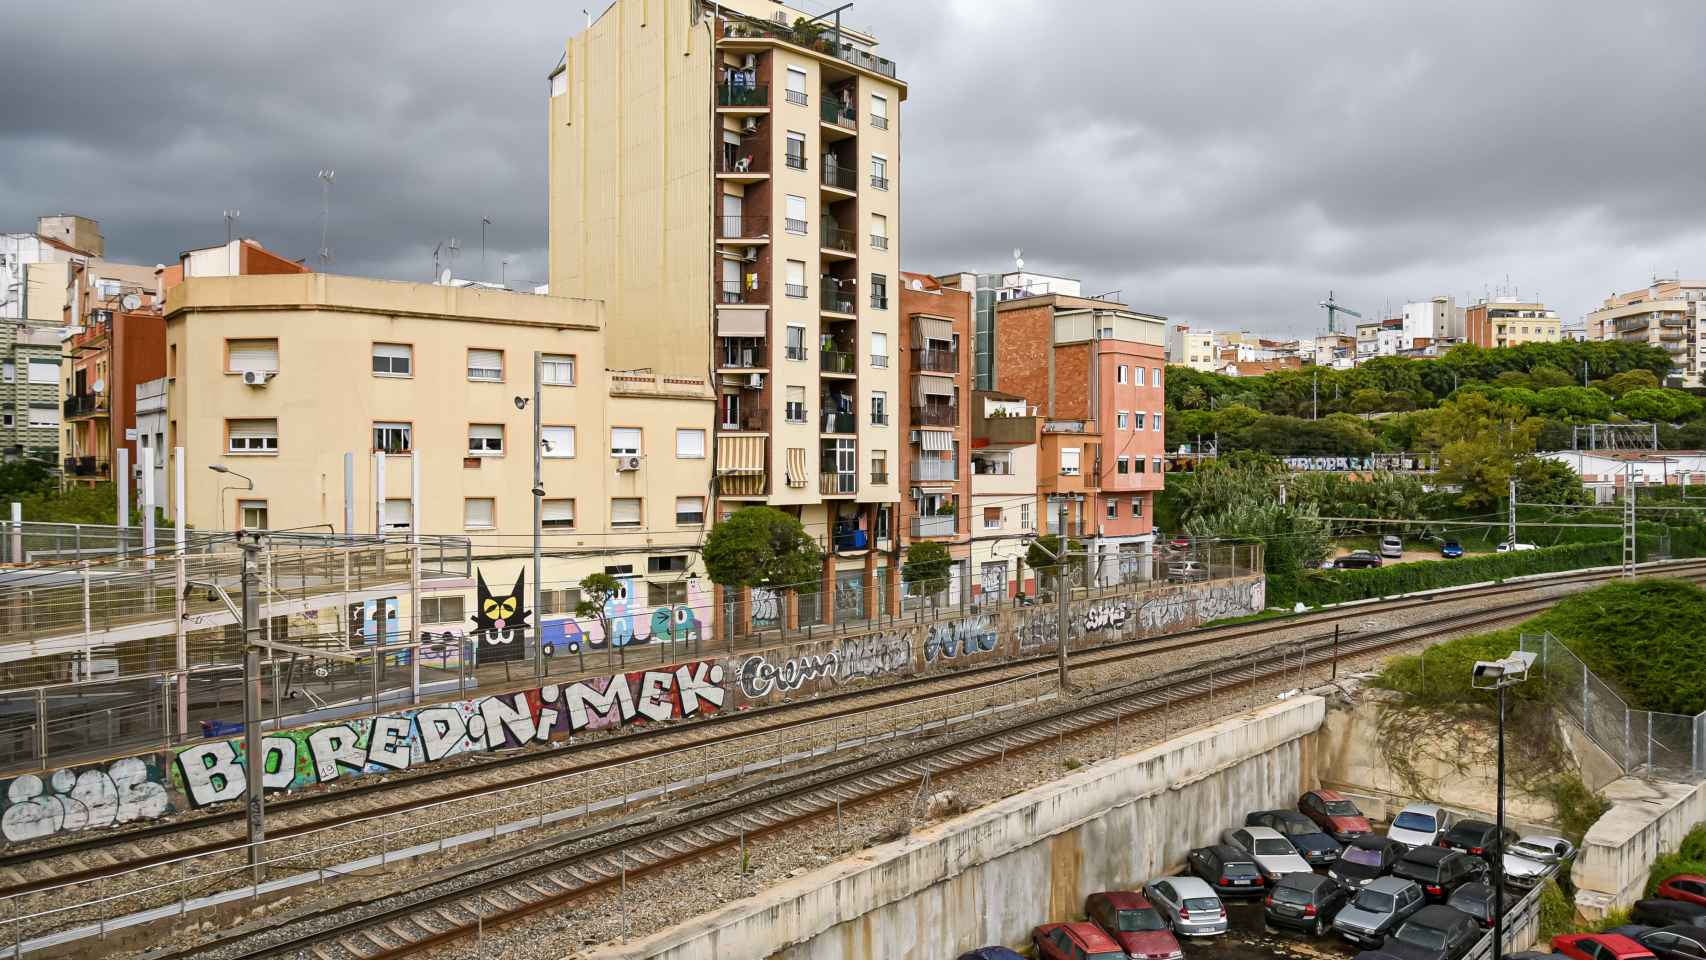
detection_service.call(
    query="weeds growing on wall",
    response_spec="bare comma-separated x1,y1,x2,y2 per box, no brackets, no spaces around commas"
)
1645,825,1706,897
1536,775,1610,845
1538,880,1576,941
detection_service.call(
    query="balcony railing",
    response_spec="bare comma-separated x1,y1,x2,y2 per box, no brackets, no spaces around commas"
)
822,164,857,191
820,472,858,495
910,404,958,427
822,226,855,254
913,348,958,373
911,514,956,538
720,408,769,432
784,218,808,235
717,16,898,80
820,350,855,374
822,411,856,434
870,234,888,250
869,470,888,485
870,114,889,130
63,393,108,418
718,82,769,107
785,283,808,299
718,151,769,175
820,101,857,129
870,174,889,190
871,411,889,426
785,88,809,106
869,293,888,309
912,458,959,482
719,280,767,305
719,340,766,368
786,345,808,361
718,215,769,240
870,353,889,368
822,283,856,314
784,154,806,170
62,456,110,478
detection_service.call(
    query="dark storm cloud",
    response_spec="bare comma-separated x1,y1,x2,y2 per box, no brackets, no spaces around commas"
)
6,1,1705,332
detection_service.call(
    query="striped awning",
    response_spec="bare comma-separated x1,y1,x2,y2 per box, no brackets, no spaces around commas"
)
716,435,765,475
914,317,953,344
716,308,767,338
785,447,809,487
917,376,955,398
919,429,954,452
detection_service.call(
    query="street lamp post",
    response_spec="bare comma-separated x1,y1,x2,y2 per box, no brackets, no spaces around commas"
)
209,464,254,530
1472,650,1537,960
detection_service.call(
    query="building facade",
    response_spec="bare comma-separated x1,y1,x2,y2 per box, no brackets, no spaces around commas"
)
897,272,971,603
1165,324,1216,370
969,390,1039,603
1585,279,1706,387
1401,296,1461,349
1462,297,1561,350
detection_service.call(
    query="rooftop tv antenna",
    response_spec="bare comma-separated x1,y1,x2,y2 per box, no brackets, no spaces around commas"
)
432,241,442,282
317,169,335,266
1318,290,1362,334
447,237,461,276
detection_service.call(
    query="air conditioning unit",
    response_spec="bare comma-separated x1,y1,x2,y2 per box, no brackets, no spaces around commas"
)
742,117,759,134
616,456,642,472
744,246,760,261
908,430,921,443
742,54,757,69
770,11,788,24
909,487,922,500
241,370,274,387
747,373,764,388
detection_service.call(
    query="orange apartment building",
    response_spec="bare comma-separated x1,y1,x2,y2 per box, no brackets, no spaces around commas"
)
992,292,1168,584
897,272,971,602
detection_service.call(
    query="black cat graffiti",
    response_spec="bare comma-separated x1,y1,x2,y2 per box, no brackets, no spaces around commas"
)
471,570,531,663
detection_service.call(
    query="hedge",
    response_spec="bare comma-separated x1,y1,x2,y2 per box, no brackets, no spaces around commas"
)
1285,540,1627,608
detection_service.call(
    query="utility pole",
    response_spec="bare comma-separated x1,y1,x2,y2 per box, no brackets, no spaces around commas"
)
1507,476,1517,547
239,534,266,884
481,217,492,282
532,351,544,680
1624,463,1637,577
223,209,240,275
317,169,335,267
1056,501,1070,690
1311,369,1318,420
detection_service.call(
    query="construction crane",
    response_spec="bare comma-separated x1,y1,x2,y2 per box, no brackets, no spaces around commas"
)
1318,290,1362,334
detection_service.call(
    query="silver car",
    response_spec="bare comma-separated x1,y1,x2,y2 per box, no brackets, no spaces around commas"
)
1502,835,1576,889
1387,803,1450,849
1333,876,1426,948
1142,876,1228,937
1223,825,1315,880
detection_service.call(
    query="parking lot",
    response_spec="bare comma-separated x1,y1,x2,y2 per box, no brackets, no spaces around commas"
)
1188,900,1361,960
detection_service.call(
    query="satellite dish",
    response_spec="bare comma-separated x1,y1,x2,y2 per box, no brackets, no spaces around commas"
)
1013,248,1024,271
92,379,106,394
439,268,453,285
121,294,141,311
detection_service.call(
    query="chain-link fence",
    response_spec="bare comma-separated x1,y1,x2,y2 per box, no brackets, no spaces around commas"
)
1521,631,1705,781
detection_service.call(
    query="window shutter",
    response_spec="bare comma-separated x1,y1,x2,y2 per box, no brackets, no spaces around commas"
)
676,429,705,458
382,499,412,529
542,500,575,525
228,339,279,372
610,498,641,525
229,419,277,440
464,499,495,528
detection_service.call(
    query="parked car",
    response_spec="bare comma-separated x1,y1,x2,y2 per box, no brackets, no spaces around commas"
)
1380,535,1405,558
1248,810,1344,866
1439,819,1519,863
1334,877,1428,948
1167,560,1209,583
1440,541,1464,559
1445,882,1506,928
956,949,1026,960
1168,535,1192,552
1142,877,1229,937
1032,922,1127,960
1381,904,1486,960
1332,835,1408,888
1222,825,1316,880
1502,835,1577,889
1634,899,1706,929
1388,803,1452,849
1264,873,1349,936
1660,877,1706,909
1625,925,1706,960
1084,891,1184,960
1391,846,1488,903
1552,933,1658,960
1301,788,1375,841
1186,844,1267,896
1337,550,1384,569
1496,541,1538,553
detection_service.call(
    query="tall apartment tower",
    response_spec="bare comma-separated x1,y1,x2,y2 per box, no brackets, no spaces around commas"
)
549,0,906,629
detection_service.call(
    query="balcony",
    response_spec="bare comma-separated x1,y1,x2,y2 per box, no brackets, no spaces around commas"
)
820,100,858,133
910,404,959,427
719,338,767,369
821,226,856,258
718,148,770,180
820,350,855,375
822,282,856,315
911,458,959,483
833,522,869,553
63,393,108,419
718,215,770,242
719,279,767,305
62,456,110,478
975,414,1037,447
820,472,858,496
822,163,857,192
717,82,769,108
720,407,769,432
716,16,898,80
913,348,956,374
911,514,956,538
821,411,856,434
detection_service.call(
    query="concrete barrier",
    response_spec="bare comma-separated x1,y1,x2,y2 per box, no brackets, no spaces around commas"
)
1574,776,1706,919
584,696,1326,960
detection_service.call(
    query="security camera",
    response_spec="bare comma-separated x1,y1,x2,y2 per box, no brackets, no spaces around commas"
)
514,397,529,410
1472,660,1505,682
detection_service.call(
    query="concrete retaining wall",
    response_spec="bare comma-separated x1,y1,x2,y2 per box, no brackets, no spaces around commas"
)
1574,776,1706,919
584,696,1325,960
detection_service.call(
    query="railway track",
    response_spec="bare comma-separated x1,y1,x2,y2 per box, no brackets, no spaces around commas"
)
152,588,1574,960
1,558,1695,904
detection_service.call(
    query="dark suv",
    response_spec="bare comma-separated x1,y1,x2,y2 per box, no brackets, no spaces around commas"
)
1331,834,1407,889
1439,819,1519,863
1391,846,1488,903
1248,810,1343,866
1265,873,1349,936
1382,904,1485,960
1187,844,1266,897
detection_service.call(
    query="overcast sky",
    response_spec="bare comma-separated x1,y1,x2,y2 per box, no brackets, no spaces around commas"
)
6,0,1706,336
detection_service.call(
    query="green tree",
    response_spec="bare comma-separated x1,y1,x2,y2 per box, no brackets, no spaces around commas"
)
1516,457,1590,506
1617,388,1702,423
1177,384,1207,410
1421,393,1542,510
573,573,624,644
702,506,823,591
1601,369,1660,398
1532,386,1612,421
1025,534,1086,591
1528,365,1575,389
901,541,953,604
1348,388,1386,415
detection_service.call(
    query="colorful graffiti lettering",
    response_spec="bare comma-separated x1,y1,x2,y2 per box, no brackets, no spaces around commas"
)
736,652,839,699
1,757,171,843
923,615,999,662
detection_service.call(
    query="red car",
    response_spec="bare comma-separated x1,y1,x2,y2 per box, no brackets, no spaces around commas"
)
1085,891,1184,960
1553,933,1657,960
1660,875,1706,908
1299,789,1374,841
1033,921,1127,960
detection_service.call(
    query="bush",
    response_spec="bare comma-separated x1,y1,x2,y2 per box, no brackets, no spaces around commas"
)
1538,879,1577,941
1525,580,1706,716
1645,825,1706,896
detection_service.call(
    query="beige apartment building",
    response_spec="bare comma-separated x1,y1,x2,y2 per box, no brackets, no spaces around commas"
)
1463,298,1561,350
548,0,906,630
1164,325,1216,371
163,272,719,652
1586,279,1706,387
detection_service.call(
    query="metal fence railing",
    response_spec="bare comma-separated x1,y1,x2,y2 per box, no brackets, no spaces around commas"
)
1521,631,1705,782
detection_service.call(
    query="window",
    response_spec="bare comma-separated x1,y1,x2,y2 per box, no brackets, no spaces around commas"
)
27,361,58,385
871,213,888,250
372,343,412,377
420,595,465,624
1060,447,1081,475
786,324,807,360
1153,412,1162,432
648,555,688,575
1134,366,1145,386
238,499,269,530
467,423,504,456
1152,367,1161,386
785,66,807,104
871,331,888,367
604,564,634,576
649,581,689,607
675,428,706,459
984,507,1001,529
1,362,12,382
227,418,278,453
382,499,412,531
467,348,503,382
676,496,705,525
542,425,575,458
227,339,279,374
786,385,807,422
1153,456,1163,473
785,194,807,234
373,422,412,454
1131,496,1143,518
1,414,11,428
785,260,807,299
1107,499,1118,520
1116,412,1128,430
541,354,575,385
870,93,888,129
1133,412,1145,430
27,404,58,428
871,391,888,425
870,154,888,189
542,498,575,528
1116,365,1128,384
870,273,888,309
539,587,580,616
1021,502,1031,529
611,427,642,457
1117,457,1129,474
785,132,806,169
610,498,642,528
168,346,176,378
871,449,887,482
1134,457,1146,473
463,498,495,529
